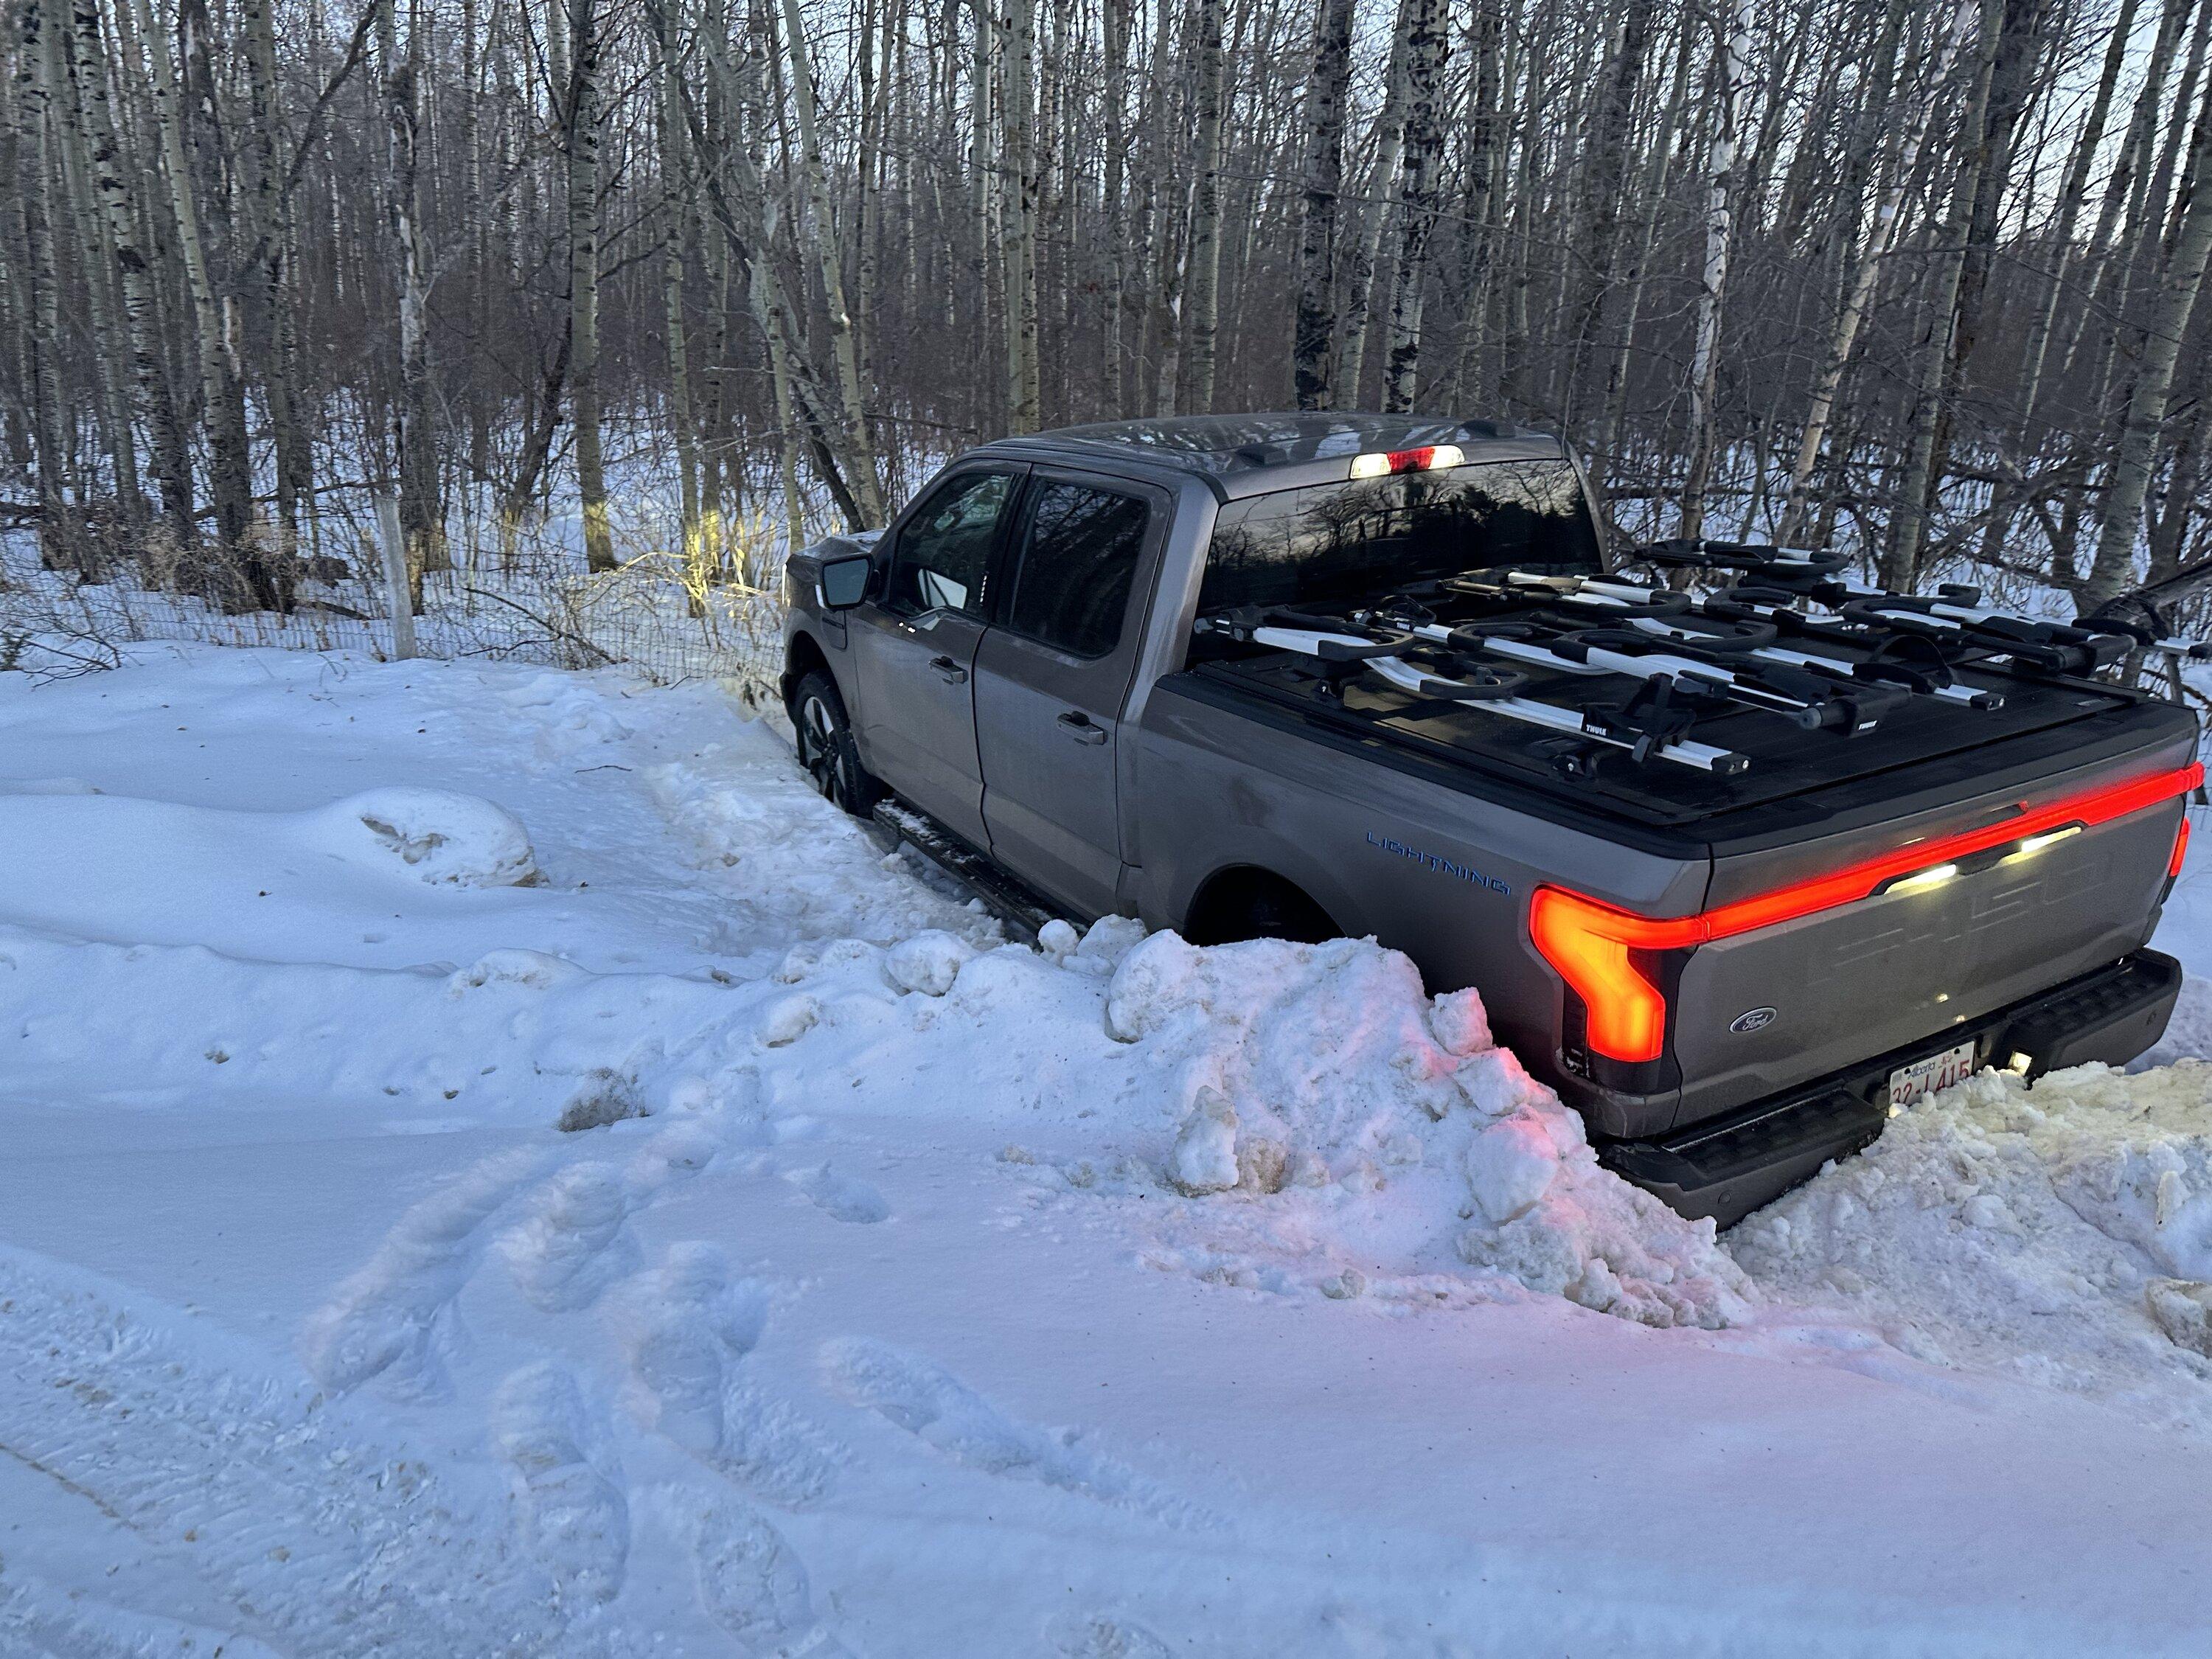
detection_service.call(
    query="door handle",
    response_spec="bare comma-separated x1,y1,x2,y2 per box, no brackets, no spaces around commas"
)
928,654,967,685
1056,710,1109,745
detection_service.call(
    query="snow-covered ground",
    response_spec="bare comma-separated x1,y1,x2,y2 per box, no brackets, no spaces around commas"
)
5,645,2212,1656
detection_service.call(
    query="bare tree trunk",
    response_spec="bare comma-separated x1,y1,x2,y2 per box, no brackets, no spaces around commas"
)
242,0,306,554
566,0,613,570
386,0,441,584
775,0,885,512
1146,0,1181,417
1680,0,1754,540
54,7,139,532
18,0,80,571
970,0,999,426
1445,0,1502,408
1291,0,1354,410
2016,0,2138,443
136,0,255,585
657,0,701,540
1337,0,1413,406
1102,0,1133,412
1001,0,1041,429
1777,0,1975,547
1378,0,1449,411
1564,0,1650,416
70,0,190,543
1587,7,1696,540
1182,0,1226,410
2081,64,2212,610
1885,0,2002,588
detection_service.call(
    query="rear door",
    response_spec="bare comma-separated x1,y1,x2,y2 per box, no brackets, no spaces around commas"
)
973,470,1166,917
849,465,1023,846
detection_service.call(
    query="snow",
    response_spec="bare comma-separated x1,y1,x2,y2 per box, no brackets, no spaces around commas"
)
1733,1060,2212,1427
5,641,2212,1653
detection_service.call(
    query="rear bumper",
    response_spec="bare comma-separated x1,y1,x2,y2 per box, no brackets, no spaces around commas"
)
1599,949,2184,1228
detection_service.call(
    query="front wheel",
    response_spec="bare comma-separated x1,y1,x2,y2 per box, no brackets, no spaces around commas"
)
791,671,883,818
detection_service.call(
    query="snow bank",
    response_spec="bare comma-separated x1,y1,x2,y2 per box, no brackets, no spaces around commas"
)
1054,930,1753,1327
1731,1061,2212,1420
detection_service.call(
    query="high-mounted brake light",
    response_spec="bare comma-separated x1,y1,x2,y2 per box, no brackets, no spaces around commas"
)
1349,443,1466,480
1530,762,2202,1064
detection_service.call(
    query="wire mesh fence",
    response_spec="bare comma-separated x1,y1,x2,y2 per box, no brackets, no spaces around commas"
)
0,503,792,700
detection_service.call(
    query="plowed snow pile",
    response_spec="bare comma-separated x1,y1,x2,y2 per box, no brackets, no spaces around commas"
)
973,925,1754,1329
1731,1060,2212,1422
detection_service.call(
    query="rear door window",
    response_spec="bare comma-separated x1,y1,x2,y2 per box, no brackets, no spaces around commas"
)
1003,482,1150,658
887,470,1015,617
1199,457,1600,611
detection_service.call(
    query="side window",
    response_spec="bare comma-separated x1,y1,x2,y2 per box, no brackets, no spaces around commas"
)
887,471,1013,617
1005,483,1150,658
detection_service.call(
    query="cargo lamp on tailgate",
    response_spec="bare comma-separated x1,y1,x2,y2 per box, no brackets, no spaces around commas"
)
1531,762,2203,1064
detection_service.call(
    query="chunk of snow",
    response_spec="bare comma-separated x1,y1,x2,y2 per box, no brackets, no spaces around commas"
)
1428,986,1492,1056
1464,1109,1559,1224
884,930,975,996
1167,1091,1239,1195
316,787,540,888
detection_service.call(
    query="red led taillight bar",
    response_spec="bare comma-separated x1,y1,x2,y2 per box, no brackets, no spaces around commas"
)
1531,762,2202,1063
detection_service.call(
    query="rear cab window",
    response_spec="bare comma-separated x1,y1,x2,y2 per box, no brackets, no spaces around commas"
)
1198,458,1601,613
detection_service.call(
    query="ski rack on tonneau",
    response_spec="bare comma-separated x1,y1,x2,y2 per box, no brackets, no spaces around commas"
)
1194,605,1754,773
1192,537,2200,782
1630,537,2212,676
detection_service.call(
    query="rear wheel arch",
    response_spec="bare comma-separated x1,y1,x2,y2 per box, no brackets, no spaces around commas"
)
1181,865,1340,946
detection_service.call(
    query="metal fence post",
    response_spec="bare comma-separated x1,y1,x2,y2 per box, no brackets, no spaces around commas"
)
374,494,417,661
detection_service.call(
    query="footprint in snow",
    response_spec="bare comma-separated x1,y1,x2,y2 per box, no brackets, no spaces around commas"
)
1046,1611,1175,1659
492,1361,630,1606
785,1164,890,1224
610,1245,838,1504
820,1337,1210,1528
497,1163,641,1312
299,1143,556,1398
686,1495,852,1657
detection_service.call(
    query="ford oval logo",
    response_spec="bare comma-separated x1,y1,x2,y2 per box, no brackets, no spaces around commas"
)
1730,1006,1778,1035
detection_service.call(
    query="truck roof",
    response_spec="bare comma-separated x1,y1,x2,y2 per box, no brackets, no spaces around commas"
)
969,413,1567,501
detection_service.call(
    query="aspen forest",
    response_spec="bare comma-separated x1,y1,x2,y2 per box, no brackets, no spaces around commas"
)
5,0,2212,645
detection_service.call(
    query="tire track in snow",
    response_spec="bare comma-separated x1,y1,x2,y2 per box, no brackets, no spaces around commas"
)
0,1563,287,1659
0,1248,574,1658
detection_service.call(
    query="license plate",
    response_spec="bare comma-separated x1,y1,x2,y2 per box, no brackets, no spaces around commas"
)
1887,1040,1978,1111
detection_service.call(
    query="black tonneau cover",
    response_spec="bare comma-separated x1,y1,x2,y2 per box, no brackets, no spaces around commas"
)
1187,649,2181,836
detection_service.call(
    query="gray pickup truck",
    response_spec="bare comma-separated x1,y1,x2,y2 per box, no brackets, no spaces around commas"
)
781,413,2199,1224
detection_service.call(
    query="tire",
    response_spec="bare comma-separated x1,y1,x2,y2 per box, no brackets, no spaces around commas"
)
790,670,883,818
1186,873,1338,947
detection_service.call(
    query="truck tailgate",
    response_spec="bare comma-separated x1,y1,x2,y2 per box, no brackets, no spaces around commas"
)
1668,745,2198,1127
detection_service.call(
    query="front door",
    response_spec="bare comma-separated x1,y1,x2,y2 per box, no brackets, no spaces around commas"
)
849,466,1022,846
973,471,1164,917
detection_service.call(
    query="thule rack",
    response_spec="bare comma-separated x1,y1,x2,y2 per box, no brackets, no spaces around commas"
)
1433,568,2004,711
1197,606,1753,773
1628,537,2177,682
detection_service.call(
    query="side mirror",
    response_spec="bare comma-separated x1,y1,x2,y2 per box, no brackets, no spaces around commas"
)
818,554,874,611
